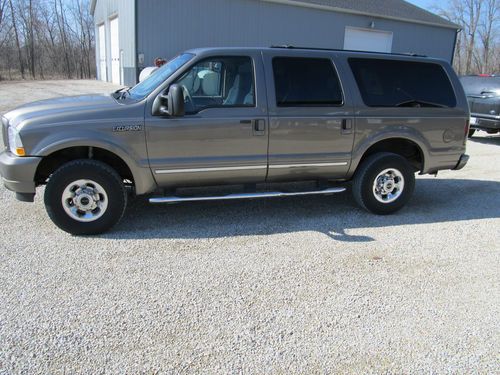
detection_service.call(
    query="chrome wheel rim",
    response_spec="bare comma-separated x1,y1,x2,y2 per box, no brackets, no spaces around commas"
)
372,168,405,204
61,179,108,222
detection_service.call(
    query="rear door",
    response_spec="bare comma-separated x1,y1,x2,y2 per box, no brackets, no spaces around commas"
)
145,51,269,187
262,51,355,181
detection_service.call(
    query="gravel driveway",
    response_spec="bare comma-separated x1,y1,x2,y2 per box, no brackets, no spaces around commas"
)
0,80,499,374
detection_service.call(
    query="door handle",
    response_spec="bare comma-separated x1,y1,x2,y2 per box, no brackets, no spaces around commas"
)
254,119,266,132
341,119,353,134
243,119,266,135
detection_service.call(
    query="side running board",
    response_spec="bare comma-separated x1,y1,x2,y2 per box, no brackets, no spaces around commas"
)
149,187,346,204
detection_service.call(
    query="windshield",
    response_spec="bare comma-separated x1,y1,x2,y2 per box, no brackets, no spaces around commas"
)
127,53,194,100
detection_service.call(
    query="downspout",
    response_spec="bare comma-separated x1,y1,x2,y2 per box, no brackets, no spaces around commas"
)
451,28,461,66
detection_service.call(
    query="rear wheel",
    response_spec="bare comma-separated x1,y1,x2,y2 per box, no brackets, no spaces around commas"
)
44,160,127,235
468,129,476,138
352,152,415,215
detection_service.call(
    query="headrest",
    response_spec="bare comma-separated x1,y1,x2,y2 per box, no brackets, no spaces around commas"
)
199,70,219,96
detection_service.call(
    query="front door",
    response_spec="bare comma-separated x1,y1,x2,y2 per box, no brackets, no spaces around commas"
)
262,51,355,181
146,53,269,187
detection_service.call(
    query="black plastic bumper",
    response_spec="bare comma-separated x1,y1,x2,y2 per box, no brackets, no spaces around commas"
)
471,117,500,131
453,154,469,171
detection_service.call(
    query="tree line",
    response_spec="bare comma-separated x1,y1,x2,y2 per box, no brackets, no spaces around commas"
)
0,0,498,81
435,0,500,75
0,0,95,80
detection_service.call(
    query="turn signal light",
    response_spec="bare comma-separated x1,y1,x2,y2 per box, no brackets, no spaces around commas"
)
15,147,26,156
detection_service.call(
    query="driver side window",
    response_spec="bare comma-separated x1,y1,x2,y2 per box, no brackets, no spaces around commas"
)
176,56,255,114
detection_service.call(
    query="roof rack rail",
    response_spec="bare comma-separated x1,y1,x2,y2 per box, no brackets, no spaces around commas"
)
270,45,428,58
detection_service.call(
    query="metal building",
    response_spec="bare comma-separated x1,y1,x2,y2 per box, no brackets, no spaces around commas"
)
90,0,460,87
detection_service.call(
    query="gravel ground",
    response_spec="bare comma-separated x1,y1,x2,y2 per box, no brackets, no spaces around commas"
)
0,80,499,374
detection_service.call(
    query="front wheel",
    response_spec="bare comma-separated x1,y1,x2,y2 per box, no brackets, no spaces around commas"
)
352,152,415,215
44,160,127,235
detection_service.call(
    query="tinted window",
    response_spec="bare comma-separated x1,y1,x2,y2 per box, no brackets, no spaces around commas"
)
349,58,457,108
273,57,343,107
176,56,255,114
460,76,500,96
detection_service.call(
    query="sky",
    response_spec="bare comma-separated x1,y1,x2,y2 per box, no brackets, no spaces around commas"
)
406,0,436,11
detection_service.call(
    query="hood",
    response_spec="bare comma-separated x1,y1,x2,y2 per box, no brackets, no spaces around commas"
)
4,94,123,129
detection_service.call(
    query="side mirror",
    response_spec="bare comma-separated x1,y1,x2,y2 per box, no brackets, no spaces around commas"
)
153,84,185,117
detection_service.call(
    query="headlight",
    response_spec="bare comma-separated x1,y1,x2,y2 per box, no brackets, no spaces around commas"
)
8,126,25,156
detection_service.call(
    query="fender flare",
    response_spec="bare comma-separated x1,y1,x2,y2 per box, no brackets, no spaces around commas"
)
34,135,156,195
348,130,430,178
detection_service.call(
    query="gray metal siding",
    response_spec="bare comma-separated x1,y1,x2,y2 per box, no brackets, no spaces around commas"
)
93,0,136,85
136,0,456,76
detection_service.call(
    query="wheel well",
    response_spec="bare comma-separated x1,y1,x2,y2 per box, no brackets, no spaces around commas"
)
360,138,424,172
35,146,134,185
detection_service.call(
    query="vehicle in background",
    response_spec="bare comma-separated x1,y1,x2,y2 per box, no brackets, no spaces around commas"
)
460,75,500,137
1,46,470,235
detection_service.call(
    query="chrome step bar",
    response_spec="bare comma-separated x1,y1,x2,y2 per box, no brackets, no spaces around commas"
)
149,187,346,204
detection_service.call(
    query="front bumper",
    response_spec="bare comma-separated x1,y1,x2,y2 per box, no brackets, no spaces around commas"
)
0,150,41,199
453,154,469,171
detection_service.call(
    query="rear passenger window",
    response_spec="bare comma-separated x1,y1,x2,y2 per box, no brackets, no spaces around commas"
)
273,57,343,107
349,58,457,108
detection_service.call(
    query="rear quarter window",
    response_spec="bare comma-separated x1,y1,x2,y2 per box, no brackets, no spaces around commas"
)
349,58,457,108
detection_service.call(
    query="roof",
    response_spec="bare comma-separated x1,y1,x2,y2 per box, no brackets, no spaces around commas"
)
261,0,459,29
91,0,459,29
185,47,445,64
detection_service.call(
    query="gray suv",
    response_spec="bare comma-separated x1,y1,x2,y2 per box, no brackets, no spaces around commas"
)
460,75,500,137
0,47,470,235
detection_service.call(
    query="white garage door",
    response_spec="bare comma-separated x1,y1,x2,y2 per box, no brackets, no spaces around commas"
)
344,27,393,53
109,17,121,85
98,24,106,82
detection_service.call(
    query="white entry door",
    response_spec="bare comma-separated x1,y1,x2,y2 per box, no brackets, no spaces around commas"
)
110,17,121,85
344,27,393,53
98,24,107,81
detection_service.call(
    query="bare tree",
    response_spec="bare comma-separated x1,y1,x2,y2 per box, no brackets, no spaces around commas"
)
0,0,96,80
478,0,500,73
54,0,71,78
435,0,499,75
0,0,13,50
7,0,25,78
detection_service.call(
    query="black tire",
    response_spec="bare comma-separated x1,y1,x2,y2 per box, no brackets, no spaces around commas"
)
468,129,476,138
44,159,127,235
352,152,415,215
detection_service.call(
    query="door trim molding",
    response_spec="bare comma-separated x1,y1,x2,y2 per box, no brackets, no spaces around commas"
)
269,162,348,169
154,162,348,174
155,165,267,174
